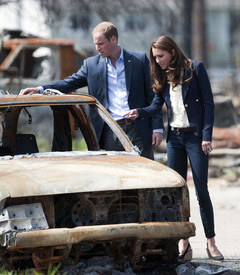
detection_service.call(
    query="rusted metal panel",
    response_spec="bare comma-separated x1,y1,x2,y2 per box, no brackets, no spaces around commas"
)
69,105,100,150
8,222,195,250
59,45,76,79
0,94,96,107
0,44,22,71
0,38,73,72
0,154,185,200
3,38,74,48
181,185,191,219
0,36,81,95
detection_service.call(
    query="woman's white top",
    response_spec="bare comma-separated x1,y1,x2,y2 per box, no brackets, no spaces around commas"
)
169,83,190,128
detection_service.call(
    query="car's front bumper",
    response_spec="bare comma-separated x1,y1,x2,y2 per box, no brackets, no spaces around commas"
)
6,222,195,250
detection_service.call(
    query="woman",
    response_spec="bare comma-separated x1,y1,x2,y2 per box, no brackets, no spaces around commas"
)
124,35,223,261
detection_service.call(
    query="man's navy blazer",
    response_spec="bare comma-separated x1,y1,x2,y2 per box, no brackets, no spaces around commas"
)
137,61,214,142
43,49,163,149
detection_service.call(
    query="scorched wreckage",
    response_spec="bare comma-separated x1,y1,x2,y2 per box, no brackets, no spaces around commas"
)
0,29,82,94
0,92,195,271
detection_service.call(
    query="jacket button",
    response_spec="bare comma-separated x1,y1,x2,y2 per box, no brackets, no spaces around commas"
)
196,99,199,102
185,104,188,108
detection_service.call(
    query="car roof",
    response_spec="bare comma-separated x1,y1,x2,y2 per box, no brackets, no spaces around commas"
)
0,92,137,154
0,94,96,108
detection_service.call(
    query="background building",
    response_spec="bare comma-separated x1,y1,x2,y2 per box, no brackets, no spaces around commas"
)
0,0,240,97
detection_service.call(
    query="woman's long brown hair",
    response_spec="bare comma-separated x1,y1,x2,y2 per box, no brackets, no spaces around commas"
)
149,35,194,93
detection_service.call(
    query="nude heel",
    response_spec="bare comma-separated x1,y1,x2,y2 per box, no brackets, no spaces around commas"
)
206,243,224,261
179,244,193,261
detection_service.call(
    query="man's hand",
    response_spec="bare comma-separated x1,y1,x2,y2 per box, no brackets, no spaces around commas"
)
123,109,139,120
152,132,162,146
19,87,41,95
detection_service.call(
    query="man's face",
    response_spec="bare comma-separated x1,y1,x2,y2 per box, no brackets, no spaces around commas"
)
93,32,116,58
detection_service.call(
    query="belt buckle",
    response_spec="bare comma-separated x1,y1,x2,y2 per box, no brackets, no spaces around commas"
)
171,127,181,133
171,127,180,133
126,119,132,125
118,118,131,125
176,128,181,133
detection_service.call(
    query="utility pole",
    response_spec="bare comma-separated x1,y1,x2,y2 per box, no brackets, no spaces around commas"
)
183,0,193,58
192,0,207,65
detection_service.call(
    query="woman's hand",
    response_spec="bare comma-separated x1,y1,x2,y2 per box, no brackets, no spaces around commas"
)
123,109,139,120
202,141,212,155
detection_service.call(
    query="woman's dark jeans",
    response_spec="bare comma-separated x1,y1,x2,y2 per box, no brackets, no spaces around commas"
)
167,130,215,239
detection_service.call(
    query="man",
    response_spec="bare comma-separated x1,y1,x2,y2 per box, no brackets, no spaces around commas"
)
20,21,163,159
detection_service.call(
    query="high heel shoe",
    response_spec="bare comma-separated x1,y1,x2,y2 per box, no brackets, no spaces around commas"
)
206,244,224,261
179,243,192,261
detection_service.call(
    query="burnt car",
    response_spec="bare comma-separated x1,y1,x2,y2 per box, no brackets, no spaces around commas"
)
0,29,85,94
0,92,195,272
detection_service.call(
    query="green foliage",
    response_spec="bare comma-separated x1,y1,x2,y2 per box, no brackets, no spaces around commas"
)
0,263,66,275
72,138,87,151
0,270,18,275
0,269,27,275
37,137,52,152
32,263,65,275
37,137,87,152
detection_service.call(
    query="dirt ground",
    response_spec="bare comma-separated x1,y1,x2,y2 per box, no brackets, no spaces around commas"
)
188,178,240,273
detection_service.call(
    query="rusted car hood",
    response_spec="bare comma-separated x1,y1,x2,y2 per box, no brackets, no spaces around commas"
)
0,152,185,199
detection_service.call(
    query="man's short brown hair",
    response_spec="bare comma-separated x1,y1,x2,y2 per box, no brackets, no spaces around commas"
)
92,21,118,41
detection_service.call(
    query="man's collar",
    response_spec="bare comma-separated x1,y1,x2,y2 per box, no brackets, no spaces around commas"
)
106,45,124,64
119,45,124,60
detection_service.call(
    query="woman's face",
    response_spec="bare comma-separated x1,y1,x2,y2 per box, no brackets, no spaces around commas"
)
152,47,174,70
